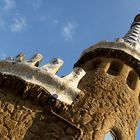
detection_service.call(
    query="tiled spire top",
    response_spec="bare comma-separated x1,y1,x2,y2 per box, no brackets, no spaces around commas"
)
123,14,140,46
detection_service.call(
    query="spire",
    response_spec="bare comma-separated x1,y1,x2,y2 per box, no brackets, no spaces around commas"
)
123,14,140,46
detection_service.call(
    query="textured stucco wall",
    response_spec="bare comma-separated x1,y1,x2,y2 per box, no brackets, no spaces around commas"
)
0,74,79,140
0,57,139,140
0,90,78,140
72,57,139,140
59,57,139,140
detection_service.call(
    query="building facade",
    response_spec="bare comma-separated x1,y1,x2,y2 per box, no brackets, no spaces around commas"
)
0,14,139,140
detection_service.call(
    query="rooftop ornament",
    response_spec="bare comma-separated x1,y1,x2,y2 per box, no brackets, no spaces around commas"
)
0,53,86,105
123,14,140,47
74,14,140,76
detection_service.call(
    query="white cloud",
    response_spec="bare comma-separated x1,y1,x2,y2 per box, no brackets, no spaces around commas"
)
62,22,78,41
3,0,16,11
10,16,27,32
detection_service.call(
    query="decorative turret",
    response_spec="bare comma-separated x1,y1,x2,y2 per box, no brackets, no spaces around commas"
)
75,14,140,76
73,14,140,140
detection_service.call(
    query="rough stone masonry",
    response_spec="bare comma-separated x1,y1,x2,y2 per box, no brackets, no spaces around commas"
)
0,14,140,140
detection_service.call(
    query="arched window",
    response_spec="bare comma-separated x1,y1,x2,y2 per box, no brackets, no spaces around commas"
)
126,70,138,90
104,131,115,140
107,61,122,76
136,121,140,140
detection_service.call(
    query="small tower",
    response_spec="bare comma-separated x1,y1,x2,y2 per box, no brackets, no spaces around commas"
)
73,14,140,139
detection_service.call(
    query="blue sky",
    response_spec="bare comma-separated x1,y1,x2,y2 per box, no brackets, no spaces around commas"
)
0,0,140,139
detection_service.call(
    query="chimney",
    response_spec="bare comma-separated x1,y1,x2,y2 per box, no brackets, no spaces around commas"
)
123,14,140,46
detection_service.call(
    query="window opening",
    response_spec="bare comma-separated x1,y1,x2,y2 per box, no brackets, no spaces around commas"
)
107,61,122,76
104,131,115,140
126,70,138,90
136,121,140,140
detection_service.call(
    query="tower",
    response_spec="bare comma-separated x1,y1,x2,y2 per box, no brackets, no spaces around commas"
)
73,14,140,139
0,14,139,140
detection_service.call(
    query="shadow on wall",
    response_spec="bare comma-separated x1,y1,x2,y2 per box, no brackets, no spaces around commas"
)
0,88,77,140
0,72,81,140
0,88,47,139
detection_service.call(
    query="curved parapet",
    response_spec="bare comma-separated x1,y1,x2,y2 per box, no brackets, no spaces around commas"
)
75,14,140,75
0,53,86,105
74,40,140,75
80,39,140,60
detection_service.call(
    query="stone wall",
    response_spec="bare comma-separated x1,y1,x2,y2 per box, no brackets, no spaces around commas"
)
71,57,139,140
0,56,139,140
0,74,80,140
